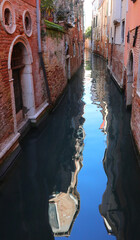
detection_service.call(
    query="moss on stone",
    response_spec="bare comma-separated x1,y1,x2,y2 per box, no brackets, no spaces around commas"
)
44,20,65,33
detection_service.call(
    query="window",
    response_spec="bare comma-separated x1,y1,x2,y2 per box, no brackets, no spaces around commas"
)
93,17,95,28
23,11,32,37
0,1,16,34
129,52,133,73
78,43,80,56
96,16,98,27
73,43,76,57
78,21,80,31
137,54,140,96
4,8,12,26
121,20,125,43
114,26,116,43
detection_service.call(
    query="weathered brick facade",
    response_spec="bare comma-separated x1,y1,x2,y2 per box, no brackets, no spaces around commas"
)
124,0,140,153
92,0,108,60
0,0,45,162
41,0,84,102
92,0,140,153
0,0,84,164
92,0,127,88
69,18,84,76
108,43,124,88
41,26,67,103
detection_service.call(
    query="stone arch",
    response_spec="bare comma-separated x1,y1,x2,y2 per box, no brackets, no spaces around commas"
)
8,35,33,69
126,50,134,106
8,35,35,129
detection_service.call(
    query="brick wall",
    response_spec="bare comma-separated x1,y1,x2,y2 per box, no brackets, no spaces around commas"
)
0,0,43,148
69,19,84,77
131,94,140,153
125,27,140,153
93,37,108,60
42,28,67,103
109,44,124,87
0,0,84,160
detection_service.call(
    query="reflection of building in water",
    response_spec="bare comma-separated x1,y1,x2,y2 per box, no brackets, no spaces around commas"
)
49,125,85,237
99,149,123,238
99,101,108,134
49,191,79,237
0,63,85,239
90,55,109,134
98,71,140,239
46,70,85,237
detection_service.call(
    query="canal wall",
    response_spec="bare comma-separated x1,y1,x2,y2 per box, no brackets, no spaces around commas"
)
0,0,46,164
41,24,67,104
0,0,84,169
107,43,124,89
68,18,84,77
124,0,140,154
91,0,140,154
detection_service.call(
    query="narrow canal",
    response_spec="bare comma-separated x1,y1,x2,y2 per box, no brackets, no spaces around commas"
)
0,52,140,240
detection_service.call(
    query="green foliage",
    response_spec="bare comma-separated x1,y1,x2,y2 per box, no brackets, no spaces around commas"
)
85,26,91,39
41,0,54,9
44,20,65,33
42,20,65,42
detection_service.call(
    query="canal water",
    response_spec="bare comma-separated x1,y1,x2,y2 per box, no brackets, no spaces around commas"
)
0,52,140,240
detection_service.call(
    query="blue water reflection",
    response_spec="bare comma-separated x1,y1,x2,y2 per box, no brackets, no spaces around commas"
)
57,52,116,239
0,51,139,240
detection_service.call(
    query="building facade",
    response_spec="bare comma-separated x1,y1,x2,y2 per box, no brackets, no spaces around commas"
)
124,0,140,153
0,0,46,163
0,0,84,167
41,0,84,101
92,0,108,59
107,0,127,88
92,0,140,154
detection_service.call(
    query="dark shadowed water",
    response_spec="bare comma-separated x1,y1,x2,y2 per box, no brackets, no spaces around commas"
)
0,51,140,240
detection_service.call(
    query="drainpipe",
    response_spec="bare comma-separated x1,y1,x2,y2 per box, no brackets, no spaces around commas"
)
36,0,52,105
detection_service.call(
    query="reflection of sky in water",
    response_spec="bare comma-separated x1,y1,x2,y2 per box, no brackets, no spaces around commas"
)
56,54,115,239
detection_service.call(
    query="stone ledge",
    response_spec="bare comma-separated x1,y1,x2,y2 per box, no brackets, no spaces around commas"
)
29,101,49,124
107,65,123,91
0,133,20,162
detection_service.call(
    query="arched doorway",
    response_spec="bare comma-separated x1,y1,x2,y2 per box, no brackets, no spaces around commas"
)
126,51,134,106
9,38,35,128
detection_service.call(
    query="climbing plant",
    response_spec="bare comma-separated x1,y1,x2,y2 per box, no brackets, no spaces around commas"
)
41,0,54,10
41,0,55,21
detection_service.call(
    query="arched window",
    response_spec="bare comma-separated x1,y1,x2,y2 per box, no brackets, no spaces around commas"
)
129,52,133,74
4,8,12,26
0,1,16,34
23,11,32,37
73,42,76,57
126,51,134,106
